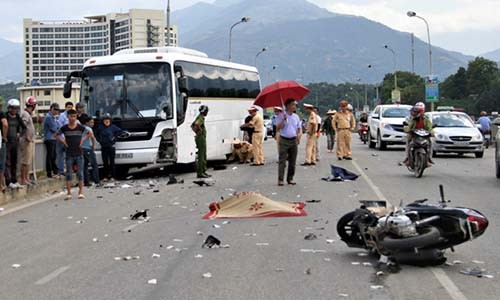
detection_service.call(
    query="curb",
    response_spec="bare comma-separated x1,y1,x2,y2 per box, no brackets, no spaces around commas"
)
0,178,65,207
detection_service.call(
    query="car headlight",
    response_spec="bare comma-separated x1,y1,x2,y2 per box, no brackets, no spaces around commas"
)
471,133,483,141
435,134,447,141
382,123,393,130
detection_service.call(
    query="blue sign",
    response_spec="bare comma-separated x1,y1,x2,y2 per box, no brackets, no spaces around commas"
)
425,75,439,103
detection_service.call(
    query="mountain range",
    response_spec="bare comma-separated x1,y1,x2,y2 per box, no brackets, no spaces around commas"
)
0,38,23,84
172,0,476,84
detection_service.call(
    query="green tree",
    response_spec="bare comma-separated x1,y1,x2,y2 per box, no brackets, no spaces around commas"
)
380,71,424,104
466,57,499,96
440,67,468,100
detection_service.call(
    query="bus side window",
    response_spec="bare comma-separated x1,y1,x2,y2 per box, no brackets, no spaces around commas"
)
175,71,186,125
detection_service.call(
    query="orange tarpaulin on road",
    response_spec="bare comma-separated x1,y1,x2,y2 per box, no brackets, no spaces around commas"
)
203,192,307,219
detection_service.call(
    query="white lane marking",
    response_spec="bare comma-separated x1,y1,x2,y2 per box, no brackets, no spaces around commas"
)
122,223,140,232
351,159,469,300
35,265,70,285
431,268,468,300
351,160,387,201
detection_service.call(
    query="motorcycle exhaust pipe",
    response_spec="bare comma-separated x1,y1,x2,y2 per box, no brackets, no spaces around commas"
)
415,216,440,227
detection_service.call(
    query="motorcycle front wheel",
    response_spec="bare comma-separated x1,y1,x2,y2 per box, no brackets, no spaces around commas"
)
337,211,365,248
414,151,426,178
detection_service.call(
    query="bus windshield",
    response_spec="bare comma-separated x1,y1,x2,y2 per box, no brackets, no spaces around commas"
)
81,62,173,120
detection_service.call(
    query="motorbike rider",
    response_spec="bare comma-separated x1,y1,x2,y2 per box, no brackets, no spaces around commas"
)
476,111,491,137
358,112,368,138
403,102,434,166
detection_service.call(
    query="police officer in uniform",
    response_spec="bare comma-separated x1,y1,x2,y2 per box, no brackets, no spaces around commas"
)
191,105,211,178
333,100,356,160
301,103,318,165
248,106,265,165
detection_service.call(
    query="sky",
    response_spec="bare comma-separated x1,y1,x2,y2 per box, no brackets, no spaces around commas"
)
1,0,499,55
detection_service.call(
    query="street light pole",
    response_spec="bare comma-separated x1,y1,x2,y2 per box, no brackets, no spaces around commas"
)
228,17,250,62
267,65,277,83
254,47,268,66
367,64,380,106
407,11,434,111
166,0,171,46
383,45,398,90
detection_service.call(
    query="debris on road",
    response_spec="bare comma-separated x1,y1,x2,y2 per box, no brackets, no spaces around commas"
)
338,293,349,298
173,239,183,242
17,220,28,223
121,184,132,188
324,258,331,262
326,239,335,244
376,271,385,277
133,190,142,195
300,249,326,254
92,238,99,243
202,272,212,278
11,264,21,269
244,233,257,237
147,279,157,285
472,260,485,264
256,243,269,246
304,233,318,240
202,235,221,248
167,174,184,185
351,262,361,265
196,231,204,236
152,253,161,258
115,256,140,261
371,153,378,157
357,253,368,257
212,224,221,229
306,199,321,203
370,285,384,290
460,267,493,278
0,207,4,212
130,209,149,220
195,254,203,258
322,165,359,182
222,220,230,225
363,262,372,267
305,268,312,275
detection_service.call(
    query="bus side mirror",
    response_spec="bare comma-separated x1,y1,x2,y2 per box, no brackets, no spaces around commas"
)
63,81,72,98
178,76,188,94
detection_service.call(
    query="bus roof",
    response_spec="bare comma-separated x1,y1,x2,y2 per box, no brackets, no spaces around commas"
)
82,46,258,73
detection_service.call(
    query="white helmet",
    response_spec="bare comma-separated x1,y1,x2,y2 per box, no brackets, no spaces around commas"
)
415,102,425,110
347,104,353,111
7,99,20,108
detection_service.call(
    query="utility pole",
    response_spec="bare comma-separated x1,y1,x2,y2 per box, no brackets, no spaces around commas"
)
166,0,171,46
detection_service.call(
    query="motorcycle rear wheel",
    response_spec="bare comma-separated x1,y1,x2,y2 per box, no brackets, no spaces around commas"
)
379,226,440,252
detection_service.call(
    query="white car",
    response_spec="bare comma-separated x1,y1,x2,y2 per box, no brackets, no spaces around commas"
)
426,111,484,158
368,104,412,150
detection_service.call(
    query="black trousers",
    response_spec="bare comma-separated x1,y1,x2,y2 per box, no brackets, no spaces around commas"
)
44,140,58,177
5,140,19,184
278,137,298,182
101,147,116,179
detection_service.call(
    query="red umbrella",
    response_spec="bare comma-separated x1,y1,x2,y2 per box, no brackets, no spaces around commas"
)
253,80,309,108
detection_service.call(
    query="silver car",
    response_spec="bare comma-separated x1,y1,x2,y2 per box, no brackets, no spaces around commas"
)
426,111,484,158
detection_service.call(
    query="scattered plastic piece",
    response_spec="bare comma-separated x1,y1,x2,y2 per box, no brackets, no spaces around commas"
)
11,264,21,269
148,279,157,285
472,260,485,264
134,190,142,195
370,285,384,290
18,220,28,223
0,208,4,212
166,245,174,250
196,231,204,236
232,167,238,170
202,235,221,248
195,254,203,258
460,267,488,277
300,249,326,253
324,258,331,262
244,233,257,237
363,262,372,267
351,262,360,265
121,184,132,188
256,243,269,246
338,294,349,298
371,153,378,157
326,239,335,244
357,253,368,257
306,200,321,203
130,209,149,220
152,253,161,258
222,221,230,225
376,271,385,276
305,268,312,275
304,233,318,240
92,238,99,243
173,239,183,242
452,260,464,264
202,272,212,278
104,234,109,238
212,224,221,229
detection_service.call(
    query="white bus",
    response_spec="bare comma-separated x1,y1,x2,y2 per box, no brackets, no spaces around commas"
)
63,47,261,174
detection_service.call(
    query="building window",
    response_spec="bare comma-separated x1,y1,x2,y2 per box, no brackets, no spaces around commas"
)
32,28,38,33
44,90,51,96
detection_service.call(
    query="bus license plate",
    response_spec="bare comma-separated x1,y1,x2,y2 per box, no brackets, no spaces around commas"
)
116,153,133,159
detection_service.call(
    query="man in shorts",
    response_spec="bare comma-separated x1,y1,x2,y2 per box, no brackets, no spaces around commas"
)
55,109,91,200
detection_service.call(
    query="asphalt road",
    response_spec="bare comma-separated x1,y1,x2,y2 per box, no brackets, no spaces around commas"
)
0,135,498,300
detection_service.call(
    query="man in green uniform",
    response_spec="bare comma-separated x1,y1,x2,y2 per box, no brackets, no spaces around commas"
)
192,105,211,178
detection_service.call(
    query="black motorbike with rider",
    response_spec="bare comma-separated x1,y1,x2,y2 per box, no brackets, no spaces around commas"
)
404,104,434,167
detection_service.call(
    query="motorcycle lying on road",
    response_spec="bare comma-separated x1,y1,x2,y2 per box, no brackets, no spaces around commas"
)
407,129,431,178
337,185,489,266
358,122,369,144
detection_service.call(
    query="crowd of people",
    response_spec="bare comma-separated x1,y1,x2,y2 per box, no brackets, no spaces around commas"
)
0,97,124,200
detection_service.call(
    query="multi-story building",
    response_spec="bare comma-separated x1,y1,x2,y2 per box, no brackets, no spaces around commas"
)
23,9,178,85
18,84,80,115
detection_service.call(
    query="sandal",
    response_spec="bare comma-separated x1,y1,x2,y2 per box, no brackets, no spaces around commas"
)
78,194,85,199
64,194,72,200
